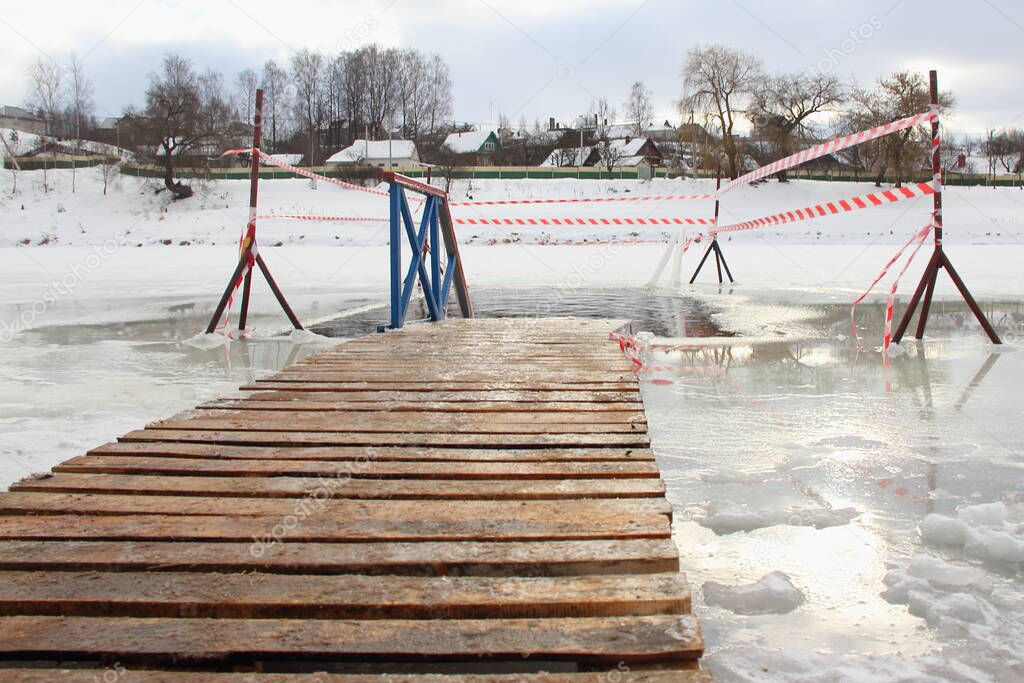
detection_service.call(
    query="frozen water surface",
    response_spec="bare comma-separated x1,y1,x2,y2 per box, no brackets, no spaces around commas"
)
0,244,1021,682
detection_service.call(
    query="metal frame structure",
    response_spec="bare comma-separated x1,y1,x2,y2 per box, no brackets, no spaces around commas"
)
892,71,1000,344
206,89,302,335
384,172,473,330
690,170,734,284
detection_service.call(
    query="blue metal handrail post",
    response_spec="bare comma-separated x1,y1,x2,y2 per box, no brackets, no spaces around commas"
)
389,183,402,330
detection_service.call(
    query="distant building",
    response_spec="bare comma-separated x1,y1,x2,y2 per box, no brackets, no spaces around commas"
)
325,139,419,167
0,106,45,135
540,146,593,167
643,121,678,143
591,137,663,167
442,130,500,165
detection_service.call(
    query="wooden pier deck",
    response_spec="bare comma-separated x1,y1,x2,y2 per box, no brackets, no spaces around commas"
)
0,318,707,681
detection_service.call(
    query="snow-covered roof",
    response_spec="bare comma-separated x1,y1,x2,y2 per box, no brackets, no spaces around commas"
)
644,121,675,134
326,139,417,164
605,138,648,156
616,155,648,167
604,123,640,140
260,153,304,166
443,130,497,154
540,146,593,167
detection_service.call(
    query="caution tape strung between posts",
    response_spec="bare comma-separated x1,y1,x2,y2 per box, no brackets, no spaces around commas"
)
456,217,715,227
711,181,938,235
256,214,389,223
721,110,937,193
450,193,716,207
850,222,934,353
218,148,398,199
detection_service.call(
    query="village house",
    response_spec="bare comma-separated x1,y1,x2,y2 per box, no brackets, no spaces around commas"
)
0,105,46,135
325,139,419,167
441,130,501,165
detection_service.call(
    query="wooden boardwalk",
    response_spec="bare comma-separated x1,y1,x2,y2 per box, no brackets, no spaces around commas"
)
0,318,707,681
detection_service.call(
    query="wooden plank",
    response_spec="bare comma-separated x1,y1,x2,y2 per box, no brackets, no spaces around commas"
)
235,390,642,403
0,493,672,520
201,399,645,412
0,513,670,543
0,571,690,619
116,429,651,448
55,456,660,479
244,382,634,392
86,442,656,463
0,614,702,665
0,539,681,576
12,473,667,500
148,411,647,435
0,670,713,682
0,670,712,682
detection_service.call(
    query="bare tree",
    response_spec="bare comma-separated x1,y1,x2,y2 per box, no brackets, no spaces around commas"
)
589,97,616,139
625,82,653,136
596,140,627,172
26,56,63,137
984,129,1024,178
142,53,232,199
260,60,290,153
362,45,401,137
235,68,259,124
66,54,94,193
748,72,844,180
683,45,762,179
290,48,327,171
842,71,953,186
425,54,453,137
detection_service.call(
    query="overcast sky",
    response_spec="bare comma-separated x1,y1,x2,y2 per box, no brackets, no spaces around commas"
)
1,0,1020,136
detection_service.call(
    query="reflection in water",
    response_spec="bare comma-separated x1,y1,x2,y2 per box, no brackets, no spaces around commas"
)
639,324,1023,675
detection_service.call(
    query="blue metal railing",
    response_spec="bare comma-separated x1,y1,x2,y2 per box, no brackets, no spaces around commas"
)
384,173,473,330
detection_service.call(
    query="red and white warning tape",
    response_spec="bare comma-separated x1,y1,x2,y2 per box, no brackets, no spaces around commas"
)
508,238,669,246
450,193,715,207
256,213,389,222
609,332,645,369
722,110,937,193
712,181,938,235
455,217,715,227
219,148,395,198
850,222,934,352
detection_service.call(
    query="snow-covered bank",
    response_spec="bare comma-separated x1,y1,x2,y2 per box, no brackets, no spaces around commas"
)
2,167,1024,248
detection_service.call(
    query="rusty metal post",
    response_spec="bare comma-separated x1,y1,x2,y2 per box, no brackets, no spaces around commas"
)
892,70,1000,344
237,89,263,331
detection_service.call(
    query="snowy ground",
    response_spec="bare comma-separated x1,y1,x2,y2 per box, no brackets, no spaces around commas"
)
2,165,1024,248
1,168,1023,682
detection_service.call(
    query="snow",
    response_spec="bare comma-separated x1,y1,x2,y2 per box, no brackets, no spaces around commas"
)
703,571,806,615
920,503,1024,566
697,503,860,535
325,139,417,164
442,130,496,154
1,166,1024,682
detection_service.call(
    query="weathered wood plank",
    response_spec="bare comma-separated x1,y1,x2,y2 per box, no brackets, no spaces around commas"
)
0,571,690,619
0,670,714,682
116,430,651,448
235,390,642,403
86,442,655,463
12,473,666,500
202,399,645,413
0,539,680,576
244,382,634,392
55,456,660,479
0,493,672,520
148,411,647,435
0,513,670,542
0,614,702,665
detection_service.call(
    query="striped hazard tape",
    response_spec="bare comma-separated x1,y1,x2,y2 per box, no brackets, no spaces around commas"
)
256,214,389,222
712,181,938,235
455,217,715,227
450,193,716,207
722,110,937,193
